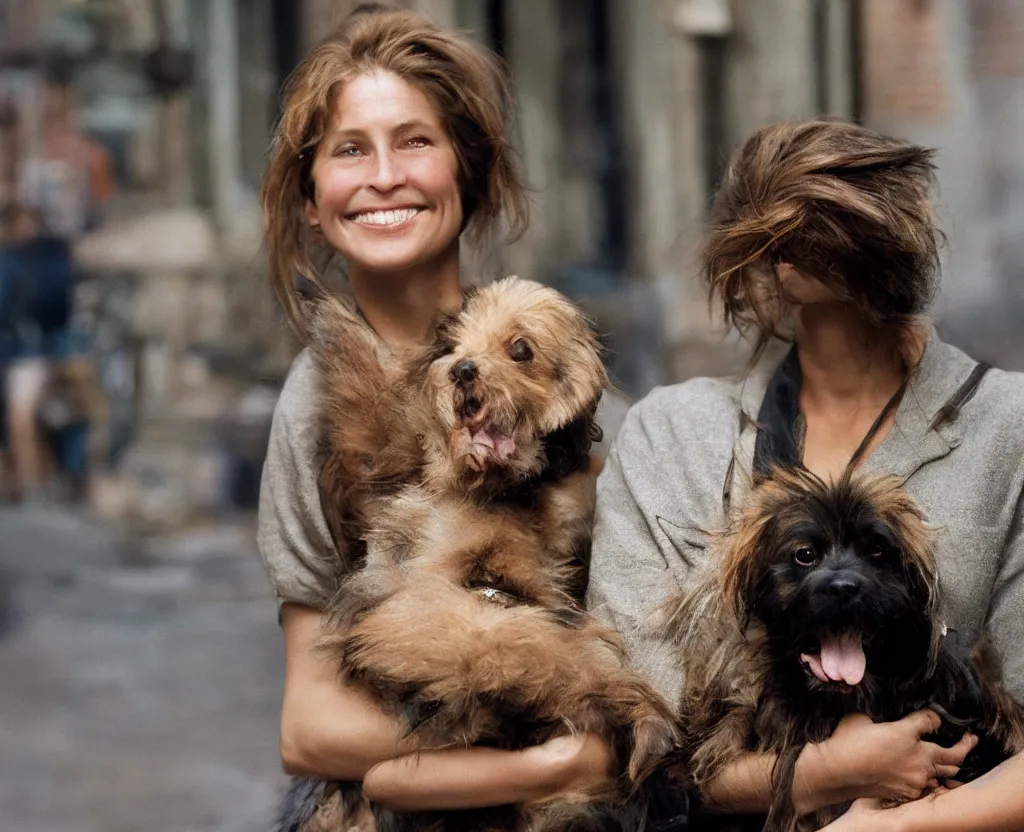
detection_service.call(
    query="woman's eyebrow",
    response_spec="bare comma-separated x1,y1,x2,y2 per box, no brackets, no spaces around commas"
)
392,119,440,133
322,126,366,141
325,119,438,137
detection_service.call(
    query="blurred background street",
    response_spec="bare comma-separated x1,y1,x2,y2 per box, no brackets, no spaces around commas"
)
2,0,1024,829
0,503,286,832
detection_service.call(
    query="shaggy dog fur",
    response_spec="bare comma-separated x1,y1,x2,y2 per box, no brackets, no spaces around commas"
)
276,276,678,832
661,468,1024,832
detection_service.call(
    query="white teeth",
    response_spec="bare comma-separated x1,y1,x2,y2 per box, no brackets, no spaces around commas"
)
351,208,420,226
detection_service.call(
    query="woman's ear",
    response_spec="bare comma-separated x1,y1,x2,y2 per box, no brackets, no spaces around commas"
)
304,199,320,228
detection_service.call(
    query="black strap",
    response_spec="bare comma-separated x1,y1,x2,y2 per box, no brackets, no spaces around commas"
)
844,377,909,474
928,362,991,431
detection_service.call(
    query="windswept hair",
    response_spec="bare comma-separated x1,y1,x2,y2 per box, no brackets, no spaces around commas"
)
703,120,940,360
261,3,528,340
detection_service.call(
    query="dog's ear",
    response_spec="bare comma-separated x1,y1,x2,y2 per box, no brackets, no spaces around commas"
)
719,518,767,624
865,476,939,614
536,299,609,435
719,478,789,622
541,398,602,479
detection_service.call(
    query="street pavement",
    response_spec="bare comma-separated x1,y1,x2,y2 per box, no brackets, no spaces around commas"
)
0,505,289,832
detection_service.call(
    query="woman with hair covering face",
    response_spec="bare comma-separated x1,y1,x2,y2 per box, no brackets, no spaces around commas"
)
586,119,1024,831
258,3,615,812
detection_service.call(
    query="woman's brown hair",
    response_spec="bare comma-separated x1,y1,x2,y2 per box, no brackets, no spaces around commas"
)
261,3,528,340
702,120,940,360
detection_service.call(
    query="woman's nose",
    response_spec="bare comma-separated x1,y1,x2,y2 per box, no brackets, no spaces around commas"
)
369,148,406,191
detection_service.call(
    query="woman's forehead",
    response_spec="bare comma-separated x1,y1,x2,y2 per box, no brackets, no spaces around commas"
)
328,70,443,134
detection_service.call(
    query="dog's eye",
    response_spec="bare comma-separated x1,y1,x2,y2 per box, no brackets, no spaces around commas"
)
792,547,818,568
863,535,890,559
509,338,533,363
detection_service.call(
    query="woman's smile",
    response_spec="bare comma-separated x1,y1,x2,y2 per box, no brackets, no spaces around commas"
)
346,206,424,229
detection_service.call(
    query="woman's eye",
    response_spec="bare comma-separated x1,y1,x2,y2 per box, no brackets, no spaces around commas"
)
509,338,533,362
792,547,818,568
405,136,430,149
334,144,361,158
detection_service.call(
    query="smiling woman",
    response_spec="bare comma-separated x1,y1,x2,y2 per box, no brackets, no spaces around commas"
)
255,2,617,825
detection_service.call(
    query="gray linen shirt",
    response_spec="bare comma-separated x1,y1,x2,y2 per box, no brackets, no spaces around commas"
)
585,333,1024,706
257,348,630,612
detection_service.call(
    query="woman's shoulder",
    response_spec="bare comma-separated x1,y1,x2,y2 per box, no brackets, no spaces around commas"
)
273,348,321,426
604,375,742,496
258,347,336,609
973,364,1024,415
956,357,1024,447
914,336,1024,444
617,374,741,448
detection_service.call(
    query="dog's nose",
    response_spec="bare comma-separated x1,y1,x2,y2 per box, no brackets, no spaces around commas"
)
449,359,478,386
826,572,864,601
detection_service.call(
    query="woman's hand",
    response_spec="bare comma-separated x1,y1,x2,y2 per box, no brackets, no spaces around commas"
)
702,710,976,818
817,785,957,832
814,710,976,804
818,798,903,832
526,733,617,803
362,733,615,812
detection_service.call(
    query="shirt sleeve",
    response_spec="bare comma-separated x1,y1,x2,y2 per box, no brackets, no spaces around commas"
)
585,402,686,706
257,350,339,613
986,493,1024,704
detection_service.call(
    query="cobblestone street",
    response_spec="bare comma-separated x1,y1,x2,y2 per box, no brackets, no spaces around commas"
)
0,506,288,832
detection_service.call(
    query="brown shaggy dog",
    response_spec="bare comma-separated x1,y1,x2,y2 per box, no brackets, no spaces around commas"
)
276,277,677,832
661,468,1024,832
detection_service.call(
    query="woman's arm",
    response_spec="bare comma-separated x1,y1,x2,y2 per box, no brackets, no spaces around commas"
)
702,712,976,817
278,603,409,779
819,751,1024,832
280,604,614,805
362,734,613,810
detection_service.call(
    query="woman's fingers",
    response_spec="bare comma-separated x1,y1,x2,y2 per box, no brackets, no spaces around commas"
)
932,731,978,766
903,708,943,736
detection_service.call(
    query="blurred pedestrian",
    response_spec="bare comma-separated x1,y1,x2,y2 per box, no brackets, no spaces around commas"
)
0,76,112,502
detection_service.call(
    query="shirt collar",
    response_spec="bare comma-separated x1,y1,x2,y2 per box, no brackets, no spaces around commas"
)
730,330,982,491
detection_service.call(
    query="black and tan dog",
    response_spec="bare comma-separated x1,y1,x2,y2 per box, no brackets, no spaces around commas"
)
662,468,1024,832
276,276,677,832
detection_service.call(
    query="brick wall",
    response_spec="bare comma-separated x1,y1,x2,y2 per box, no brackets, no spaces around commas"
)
861,0,950,124
969,0,1024,78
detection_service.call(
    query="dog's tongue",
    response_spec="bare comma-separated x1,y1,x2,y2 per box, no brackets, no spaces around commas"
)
801,633,866,686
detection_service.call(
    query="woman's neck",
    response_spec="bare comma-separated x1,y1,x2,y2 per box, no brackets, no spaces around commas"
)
793,302,907,412
348,243,463,348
